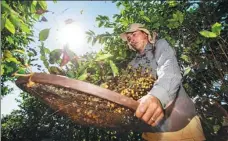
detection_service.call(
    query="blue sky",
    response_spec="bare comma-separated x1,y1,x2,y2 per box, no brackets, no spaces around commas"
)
1,1,120,117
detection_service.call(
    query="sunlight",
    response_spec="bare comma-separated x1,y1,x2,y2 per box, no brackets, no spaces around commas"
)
57,23,86,53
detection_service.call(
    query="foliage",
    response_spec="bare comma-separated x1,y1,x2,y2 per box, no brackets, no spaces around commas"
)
1,0,48,96
1,0,228,141
86,1,228,140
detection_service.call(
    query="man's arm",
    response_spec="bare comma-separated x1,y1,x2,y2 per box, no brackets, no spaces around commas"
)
148,39,182,108
135,39,182,126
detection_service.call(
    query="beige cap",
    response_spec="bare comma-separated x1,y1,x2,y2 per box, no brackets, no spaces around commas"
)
120,23,157,51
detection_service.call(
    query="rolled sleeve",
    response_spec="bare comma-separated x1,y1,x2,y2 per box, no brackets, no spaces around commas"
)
148,39,182,108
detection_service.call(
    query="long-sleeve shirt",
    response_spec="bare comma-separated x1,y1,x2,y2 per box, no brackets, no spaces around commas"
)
129,39,183,108
129,39,196,131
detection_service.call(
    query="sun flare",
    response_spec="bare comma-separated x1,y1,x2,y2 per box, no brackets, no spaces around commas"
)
58,23,85,52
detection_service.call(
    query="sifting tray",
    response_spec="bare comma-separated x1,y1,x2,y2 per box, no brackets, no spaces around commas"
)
15,73,195,132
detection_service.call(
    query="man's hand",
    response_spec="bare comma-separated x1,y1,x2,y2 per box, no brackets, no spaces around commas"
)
135,95,164,126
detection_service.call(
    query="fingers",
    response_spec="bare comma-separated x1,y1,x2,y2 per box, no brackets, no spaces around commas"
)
141,103,156,123
135,95,164,126
150,108,164,126
135,98,150,118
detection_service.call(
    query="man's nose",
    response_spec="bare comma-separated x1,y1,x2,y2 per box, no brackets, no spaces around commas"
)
129,38,135,44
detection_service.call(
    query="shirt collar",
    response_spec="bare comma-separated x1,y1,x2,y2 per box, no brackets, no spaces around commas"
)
136,43,152,57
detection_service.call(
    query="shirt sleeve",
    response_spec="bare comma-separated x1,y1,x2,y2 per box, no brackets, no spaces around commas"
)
148,39,182,108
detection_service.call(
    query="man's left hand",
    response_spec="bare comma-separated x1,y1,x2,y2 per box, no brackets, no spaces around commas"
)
135,95,164,126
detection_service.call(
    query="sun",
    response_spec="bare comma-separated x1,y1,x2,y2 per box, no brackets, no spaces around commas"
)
57,23,86,52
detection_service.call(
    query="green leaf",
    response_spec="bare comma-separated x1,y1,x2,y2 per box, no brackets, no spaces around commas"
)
32,1,37,6
5,65,14,74
9,13,20,28
109,60,119,77
95,53,113,61
139,11,144,16
211,22,222,35
5,19,15,34
168,1,177,7
92,38,97,46
180,54,190,63
87,36,92,43
176,11,184,23
53,0,57,3
38,1,47,10
13,49,25,54
66,70,75,78
199,30,217,38
1,65,5,75
6,57,19,64
39,28,50,41
49,49,63,64
44,48,50,54
78,70,88,81
20,23,31,33
17,67,27,74
142,16,151,22
183,67,191,76
1,18,6,31
6,36,14,44
98,21,104,28
4,50,13,58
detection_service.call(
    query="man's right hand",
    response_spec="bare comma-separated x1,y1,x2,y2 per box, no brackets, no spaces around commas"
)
135,95,164,126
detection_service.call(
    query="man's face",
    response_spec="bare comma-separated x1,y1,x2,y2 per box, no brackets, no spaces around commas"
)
126,30,148,52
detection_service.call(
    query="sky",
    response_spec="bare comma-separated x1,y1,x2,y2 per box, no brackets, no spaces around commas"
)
1,1,120,117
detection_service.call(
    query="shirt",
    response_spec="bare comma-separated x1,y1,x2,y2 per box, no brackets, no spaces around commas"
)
129,39,183,108
129,39,196,131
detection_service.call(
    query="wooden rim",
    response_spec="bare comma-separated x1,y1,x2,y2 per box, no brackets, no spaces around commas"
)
15,73,139,111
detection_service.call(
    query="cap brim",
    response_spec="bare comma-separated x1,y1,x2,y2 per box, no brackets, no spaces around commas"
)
120,28,151,42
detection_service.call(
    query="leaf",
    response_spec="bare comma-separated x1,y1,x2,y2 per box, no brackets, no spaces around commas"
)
6,36,14,44
80,10,83,14
183,67,191,76
48,66,65,75
38,1,47,10
66,70,75,78
36,9,49,15
4,50,13,58
17,67,27,74
109,60,119,77
65,19,74,24
49,49,63,64
9,13,20,27
176,11,184,23
44,48,50,54
211,22,222,35
92,38,97,46
87,36,92,43
199,30,217,38
139,11,144,16
13,49,25,54
95,53,113,61
1,65,5,75
6,57,19,64
1,17,6,31
20,23,31,33
142,16,151,22
5,19,15,34
168,1,177,7
32,1,37,6
39,28,50,41
78,70,88,81
181,54,190,63
40,16,48,22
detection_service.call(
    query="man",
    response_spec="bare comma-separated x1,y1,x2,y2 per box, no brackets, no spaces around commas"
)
120,23,206,141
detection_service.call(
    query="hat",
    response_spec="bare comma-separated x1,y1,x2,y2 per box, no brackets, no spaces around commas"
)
120,23,157,51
